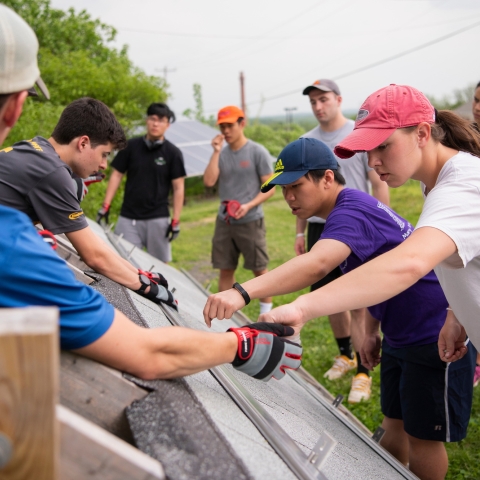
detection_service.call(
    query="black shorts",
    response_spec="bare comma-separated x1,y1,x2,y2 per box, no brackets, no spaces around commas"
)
381,339,476,442
307,222,342,292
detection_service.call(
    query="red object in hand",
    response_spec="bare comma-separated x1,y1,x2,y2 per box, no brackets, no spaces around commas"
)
222,200,241,224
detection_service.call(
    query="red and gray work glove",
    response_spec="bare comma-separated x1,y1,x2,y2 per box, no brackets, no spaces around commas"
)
221,200,241,224
72,172,105,202
228,323,302,381
138,269,169,289
96,203,110,225
166,219,180,242
135,272,178,311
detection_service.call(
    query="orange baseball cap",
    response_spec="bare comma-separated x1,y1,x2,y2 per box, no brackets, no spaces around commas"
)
216,105,245,125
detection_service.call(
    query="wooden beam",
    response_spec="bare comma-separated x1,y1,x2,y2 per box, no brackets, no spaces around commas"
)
0,307,59,480
60,351,148,444
58,405,164,480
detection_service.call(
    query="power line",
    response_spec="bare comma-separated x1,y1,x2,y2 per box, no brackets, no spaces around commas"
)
245,18,480,107
116,13,480,40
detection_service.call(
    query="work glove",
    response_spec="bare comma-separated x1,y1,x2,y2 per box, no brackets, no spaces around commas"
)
72,173,105,202
96,203,110,225
166,219,180,242
221,200,241,224
228,322,302,381
138,269,169,289
37,229,57,250
135,273,178,311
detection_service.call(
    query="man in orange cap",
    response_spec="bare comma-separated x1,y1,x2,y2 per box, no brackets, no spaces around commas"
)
204,106,275,315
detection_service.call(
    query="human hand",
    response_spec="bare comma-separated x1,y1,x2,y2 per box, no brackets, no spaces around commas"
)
233,203,250,220
294,235,306,256
229,322,302,381
258,303,305,340
204,288,247,327
211,134,224,152
360,333,382,370
96,203,110,225
438,311,468,362
138,269,169,289
165,219,180,242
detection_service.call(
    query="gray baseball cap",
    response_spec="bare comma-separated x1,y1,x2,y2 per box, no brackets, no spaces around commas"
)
302,79,340,96
0,4,50,99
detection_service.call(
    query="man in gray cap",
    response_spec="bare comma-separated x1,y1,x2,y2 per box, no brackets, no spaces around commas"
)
294,79,389,402
0,4,301,382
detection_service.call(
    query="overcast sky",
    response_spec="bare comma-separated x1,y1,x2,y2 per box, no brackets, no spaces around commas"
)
50,0,480,120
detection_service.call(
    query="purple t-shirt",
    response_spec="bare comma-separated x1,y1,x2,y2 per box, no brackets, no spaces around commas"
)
321,188,447,348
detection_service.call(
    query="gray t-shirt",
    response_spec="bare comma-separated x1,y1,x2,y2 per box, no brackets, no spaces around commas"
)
0,136,87,234
217,140,273,224
302,119,372,223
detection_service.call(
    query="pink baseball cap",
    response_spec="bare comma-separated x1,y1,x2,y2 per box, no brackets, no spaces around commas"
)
334,84,435,159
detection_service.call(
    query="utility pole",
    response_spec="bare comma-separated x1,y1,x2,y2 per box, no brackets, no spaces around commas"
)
284,107,297,129
155,66,176,83
239,71,246,119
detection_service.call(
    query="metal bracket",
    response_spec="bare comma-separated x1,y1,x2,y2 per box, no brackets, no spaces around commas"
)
332,394,344,408
307,431,337,472
372,426,385,443
0,433,13,469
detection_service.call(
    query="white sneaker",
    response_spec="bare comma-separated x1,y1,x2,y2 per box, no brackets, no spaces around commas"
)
323,355,357,380
348,373,372,404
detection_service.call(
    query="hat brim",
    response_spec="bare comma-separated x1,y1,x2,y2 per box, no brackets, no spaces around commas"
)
302,85,333,96
334,127,396,159
217,116,242,125
27,77,50,100
261,170,308,193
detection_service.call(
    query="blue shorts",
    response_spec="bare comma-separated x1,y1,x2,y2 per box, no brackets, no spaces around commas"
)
381,339,475,442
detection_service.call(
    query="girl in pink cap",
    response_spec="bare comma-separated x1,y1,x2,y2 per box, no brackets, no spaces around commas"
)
258,84,480,479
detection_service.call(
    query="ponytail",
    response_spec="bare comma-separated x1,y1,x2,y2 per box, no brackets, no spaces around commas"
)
431,110,480,158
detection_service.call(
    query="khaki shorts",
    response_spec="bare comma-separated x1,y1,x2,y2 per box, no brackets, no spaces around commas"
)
212,217,269,271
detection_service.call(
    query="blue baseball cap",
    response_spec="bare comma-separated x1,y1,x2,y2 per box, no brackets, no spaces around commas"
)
261,138,339,192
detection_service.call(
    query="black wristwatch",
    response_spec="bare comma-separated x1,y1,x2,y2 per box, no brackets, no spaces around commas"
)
232,282,251,305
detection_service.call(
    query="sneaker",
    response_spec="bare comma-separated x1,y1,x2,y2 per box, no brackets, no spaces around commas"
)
323,355,357,380
348,373,372,404
474,366,480,387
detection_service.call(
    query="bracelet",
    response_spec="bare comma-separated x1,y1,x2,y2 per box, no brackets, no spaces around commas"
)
232,282,251,305
296,233,305,237
446,307,453,311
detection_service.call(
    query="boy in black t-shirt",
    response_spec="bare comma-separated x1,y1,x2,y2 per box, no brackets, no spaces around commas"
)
97,103,186,263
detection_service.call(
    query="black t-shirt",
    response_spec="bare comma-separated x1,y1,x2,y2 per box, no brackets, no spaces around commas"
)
111,137,186,219
0,136,87,234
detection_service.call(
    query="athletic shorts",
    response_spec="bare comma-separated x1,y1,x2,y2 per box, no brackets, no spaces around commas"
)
212,217,269,271
381,339,476,442
115,215,171,263
307,222,342,291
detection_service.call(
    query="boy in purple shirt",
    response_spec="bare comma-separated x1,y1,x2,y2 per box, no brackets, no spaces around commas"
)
203,138,475,480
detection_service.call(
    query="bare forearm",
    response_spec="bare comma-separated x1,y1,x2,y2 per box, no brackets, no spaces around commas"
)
246,188,275,209
203,151,220,187
296,217,307,234
103,169,123,206
294,247,428,325
77,310,237,380
172,183,184,220
243,251,327,299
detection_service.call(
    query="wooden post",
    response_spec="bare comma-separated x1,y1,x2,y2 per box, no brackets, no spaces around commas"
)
0,307,59,480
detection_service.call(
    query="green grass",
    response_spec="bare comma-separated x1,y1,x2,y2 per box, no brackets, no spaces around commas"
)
171,183,480,479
